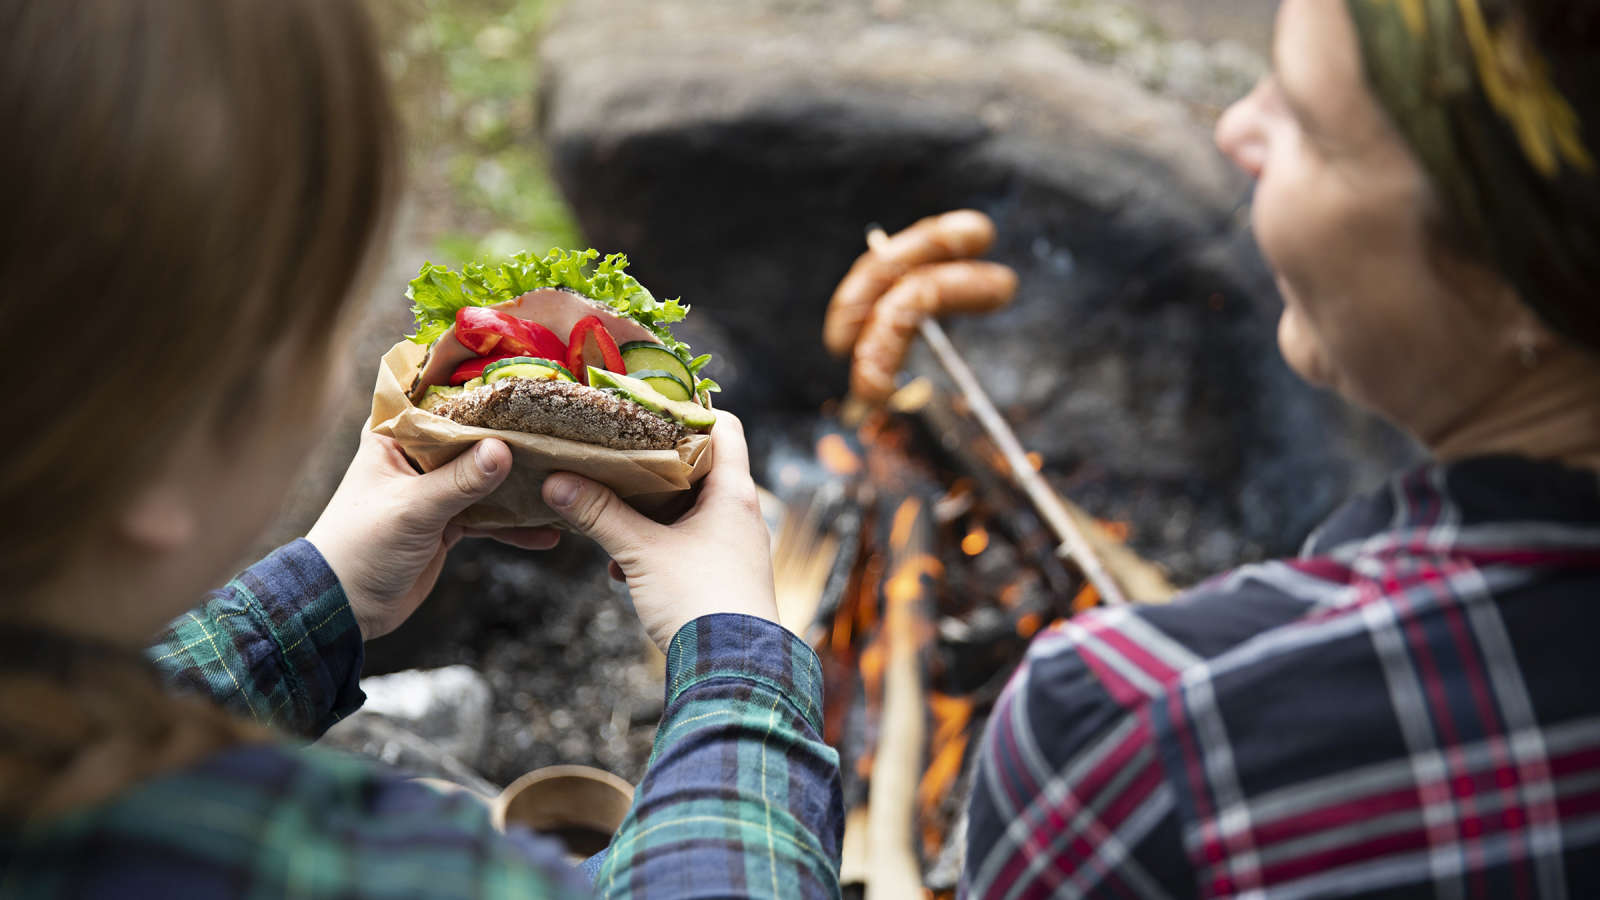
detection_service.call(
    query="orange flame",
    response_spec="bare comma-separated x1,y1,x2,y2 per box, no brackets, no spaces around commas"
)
817,433,863,476
830,601,854,658
854,554,885,635
1026,451,1044,471
858,637,886,693
889,499,923,548
918,692,976,852
1072,583,1101,613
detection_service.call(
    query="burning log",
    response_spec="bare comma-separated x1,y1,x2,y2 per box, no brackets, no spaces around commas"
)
889,379,1077,600
893,377,1176,604
774,379,1176,894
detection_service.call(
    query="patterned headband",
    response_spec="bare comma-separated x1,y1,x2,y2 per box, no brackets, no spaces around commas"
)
1346,0,1600,350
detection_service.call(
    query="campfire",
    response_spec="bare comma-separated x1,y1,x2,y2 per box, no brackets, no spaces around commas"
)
771,378,1170,897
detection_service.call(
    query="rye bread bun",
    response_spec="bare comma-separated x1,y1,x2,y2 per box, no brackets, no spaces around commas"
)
432,377,690,451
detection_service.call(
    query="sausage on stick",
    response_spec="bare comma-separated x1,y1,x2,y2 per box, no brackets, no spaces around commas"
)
823,209,1005,356
849,261,1018,403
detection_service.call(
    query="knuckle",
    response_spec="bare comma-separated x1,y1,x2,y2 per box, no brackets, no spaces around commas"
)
570,487,611,533
451,459,481,496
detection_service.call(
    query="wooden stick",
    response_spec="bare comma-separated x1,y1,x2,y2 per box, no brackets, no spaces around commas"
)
866,227,1134,606
838,807,874,886
866,495,936,898
773,491,843,636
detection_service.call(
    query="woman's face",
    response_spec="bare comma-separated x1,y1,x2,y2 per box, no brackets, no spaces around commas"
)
1215,0,1521,444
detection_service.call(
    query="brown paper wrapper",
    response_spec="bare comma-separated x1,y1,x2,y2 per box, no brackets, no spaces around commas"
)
369,340,713,528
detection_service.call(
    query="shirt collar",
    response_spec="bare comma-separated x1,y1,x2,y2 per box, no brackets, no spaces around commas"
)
1300,456,1600,560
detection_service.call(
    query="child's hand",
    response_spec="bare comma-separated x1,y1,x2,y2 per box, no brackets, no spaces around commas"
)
541,411,778,653
307,430,560,641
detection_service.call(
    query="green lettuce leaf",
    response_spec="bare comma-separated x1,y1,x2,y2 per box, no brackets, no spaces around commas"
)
406,248,702,364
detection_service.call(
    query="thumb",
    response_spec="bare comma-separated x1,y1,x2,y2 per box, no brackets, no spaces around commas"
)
410,439,512,527
543,473,656,557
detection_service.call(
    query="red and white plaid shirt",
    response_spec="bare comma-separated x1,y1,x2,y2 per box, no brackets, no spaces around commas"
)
964,457,1600,898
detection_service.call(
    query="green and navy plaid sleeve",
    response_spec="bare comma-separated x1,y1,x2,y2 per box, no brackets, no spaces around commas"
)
145,539,364,739
3,741,595,899
597,613,845,899
6,613,843,898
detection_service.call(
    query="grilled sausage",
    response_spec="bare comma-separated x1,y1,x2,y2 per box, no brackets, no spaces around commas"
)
846,260,1017,404
851,272,940,403
824,210,999,356
915,260,1018,315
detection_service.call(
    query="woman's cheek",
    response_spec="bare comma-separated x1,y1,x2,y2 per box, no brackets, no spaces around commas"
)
1277,302,1332,387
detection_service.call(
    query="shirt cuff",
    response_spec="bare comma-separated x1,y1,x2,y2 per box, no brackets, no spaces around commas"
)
239,539,366,732
664,614,825,733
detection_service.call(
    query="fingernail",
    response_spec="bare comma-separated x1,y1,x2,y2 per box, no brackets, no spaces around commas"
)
476,442,500,475
547,475,580,507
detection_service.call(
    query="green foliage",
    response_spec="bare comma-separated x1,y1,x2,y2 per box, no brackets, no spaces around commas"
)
382,0,580,263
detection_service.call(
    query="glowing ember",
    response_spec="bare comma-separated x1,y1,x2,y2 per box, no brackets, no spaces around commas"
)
1098,519,1131,542
1072,583,1100,613
1026,451,1044,471
1016,611,1044,638
960,527,990,556
998,582,1026,609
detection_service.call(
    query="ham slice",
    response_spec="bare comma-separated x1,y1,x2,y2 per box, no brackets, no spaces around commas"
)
410,288,663,400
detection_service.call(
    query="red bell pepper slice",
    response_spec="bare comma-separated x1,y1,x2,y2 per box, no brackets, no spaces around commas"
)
448,352,517,385
567,316,626,385
455,307,568,362
456,307,517,355
511,319,570,363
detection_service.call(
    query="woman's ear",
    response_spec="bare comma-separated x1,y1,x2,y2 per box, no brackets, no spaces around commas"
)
118,481,198,554
1497,286,1561,370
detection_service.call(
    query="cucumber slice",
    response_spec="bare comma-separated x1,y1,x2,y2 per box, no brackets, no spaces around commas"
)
626,368,693,401
618,342,694,389
588,367,716,430
482,356,576,381
482,356,576,384
482,356,538,376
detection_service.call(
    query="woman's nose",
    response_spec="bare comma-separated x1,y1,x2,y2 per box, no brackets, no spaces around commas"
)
1216,83,1268,180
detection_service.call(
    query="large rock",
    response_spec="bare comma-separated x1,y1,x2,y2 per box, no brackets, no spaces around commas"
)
537,0,1415,579
321,665,500,795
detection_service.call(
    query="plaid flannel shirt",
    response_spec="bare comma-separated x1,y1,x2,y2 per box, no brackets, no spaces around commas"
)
1,540,842,899
964,456,1600,899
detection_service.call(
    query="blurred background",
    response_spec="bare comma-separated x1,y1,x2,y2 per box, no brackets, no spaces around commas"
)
282,0,1414,871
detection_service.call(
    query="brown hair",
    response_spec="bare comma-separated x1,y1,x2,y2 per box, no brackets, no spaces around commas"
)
0,0,401,590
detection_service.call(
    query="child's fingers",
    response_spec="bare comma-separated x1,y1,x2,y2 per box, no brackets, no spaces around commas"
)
543,473,660,560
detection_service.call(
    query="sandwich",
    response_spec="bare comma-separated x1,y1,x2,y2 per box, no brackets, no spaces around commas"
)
404,249,718,451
